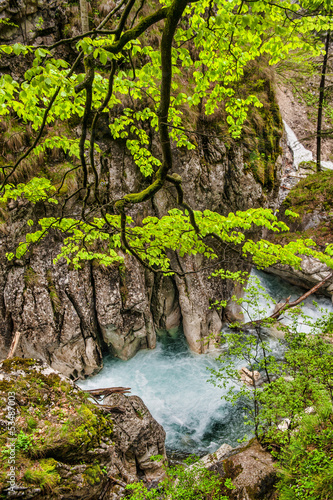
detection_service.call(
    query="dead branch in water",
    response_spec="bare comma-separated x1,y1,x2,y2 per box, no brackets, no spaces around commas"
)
230,272,333,331
85,387,131,397
269,272,333,320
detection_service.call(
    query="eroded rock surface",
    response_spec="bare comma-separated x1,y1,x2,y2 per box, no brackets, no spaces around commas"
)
0,0,285,373
104,393,167,483
267,257,333,297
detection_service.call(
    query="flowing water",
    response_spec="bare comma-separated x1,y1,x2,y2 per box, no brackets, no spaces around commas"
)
79,268,333,456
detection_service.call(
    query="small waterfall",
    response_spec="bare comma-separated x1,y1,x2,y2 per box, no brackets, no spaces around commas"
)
283,120,333,171
283,120,313,170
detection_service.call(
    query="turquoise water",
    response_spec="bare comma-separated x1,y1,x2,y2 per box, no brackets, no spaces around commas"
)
79,268,333,455
79,330,249,455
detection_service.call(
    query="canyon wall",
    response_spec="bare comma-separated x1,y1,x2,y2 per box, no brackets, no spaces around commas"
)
0,0,284,377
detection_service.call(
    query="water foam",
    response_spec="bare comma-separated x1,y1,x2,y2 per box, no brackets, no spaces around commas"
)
79,268,333,454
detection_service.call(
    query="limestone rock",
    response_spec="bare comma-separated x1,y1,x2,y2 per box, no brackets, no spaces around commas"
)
207,440,277,500
239,367,261,386
0,237,156,378
104,393,167,482
267,255,333,297
200,443,233,468
261,321,285,340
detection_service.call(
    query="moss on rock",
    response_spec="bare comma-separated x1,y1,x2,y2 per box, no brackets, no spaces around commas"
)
284,170,333,215
275,170,333,247
0,358,115,499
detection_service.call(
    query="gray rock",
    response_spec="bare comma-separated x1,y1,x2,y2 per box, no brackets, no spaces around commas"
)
104,393,167,482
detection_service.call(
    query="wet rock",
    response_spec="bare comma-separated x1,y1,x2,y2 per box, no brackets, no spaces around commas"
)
260,320,285,340
267,256,333,298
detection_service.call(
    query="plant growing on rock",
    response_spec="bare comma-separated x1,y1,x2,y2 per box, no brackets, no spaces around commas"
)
0,358,114,497
210,277,333,498
125,455,235,499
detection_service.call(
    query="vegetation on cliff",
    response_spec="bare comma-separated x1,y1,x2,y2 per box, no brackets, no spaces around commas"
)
0,0,332,280
275,170,333,247
209,277,333,500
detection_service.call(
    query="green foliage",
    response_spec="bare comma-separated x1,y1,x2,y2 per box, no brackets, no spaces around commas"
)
23,459,61,490
126,457,234,499
276,407,333,500
15,431,34,452
0,0,332,277
209,276,333,499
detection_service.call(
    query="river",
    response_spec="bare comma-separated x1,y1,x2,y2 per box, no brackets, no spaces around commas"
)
78,268,333,456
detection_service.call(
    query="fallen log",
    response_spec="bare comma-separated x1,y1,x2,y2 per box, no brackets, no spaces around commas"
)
230,272,333,332
85,387,131,397
270,271,333,320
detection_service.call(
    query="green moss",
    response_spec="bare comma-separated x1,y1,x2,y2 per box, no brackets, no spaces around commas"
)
0,358,113,496
284,170,333,215
1,357,36,373
27,417,38,430
83,464,102,485
241,66,283,189
46,270,61,313
23,458,61,489
24,267,40,288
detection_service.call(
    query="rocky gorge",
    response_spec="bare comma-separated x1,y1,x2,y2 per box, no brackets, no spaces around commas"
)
0,0,287,377
1,0,333,498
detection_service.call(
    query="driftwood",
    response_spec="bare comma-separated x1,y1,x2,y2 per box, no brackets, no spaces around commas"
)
84,387,131,397
269,272,333,320
6,331,22,359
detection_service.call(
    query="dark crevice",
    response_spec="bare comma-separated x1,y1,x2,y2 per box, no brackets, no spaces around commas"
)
64,288,87,347
89,263,107,355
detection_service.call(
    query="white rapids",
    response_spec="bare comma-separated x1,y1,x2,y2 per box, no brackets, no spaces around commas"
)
79,268,333,455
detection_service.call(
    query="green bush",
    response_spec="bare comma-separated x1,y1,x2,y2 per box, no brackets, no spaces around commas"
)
277,407,333,500
125,456,234,499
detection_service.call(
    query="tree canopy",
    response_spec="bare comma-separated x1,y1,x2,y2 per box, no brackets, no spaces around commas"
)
1,0,333,276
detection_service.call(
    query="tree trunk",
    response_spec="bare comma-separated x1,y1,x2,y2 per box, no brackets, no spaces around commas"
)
80,0,89,34
316,30,330,172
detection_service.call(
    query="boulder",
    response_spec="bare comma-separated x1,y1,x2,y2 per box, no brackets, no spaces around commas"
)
204,440,277,500
103,393,167,483
0,358,166,498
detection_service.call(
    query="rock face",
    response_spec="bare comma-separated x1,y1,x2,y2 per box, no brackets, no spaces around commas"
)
0,138,283,376
0,358,166,499
0,0,285,375
0,237,157,378
0,135,282,375
104,393,167,482
267,257,333,297
202,440,278,500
